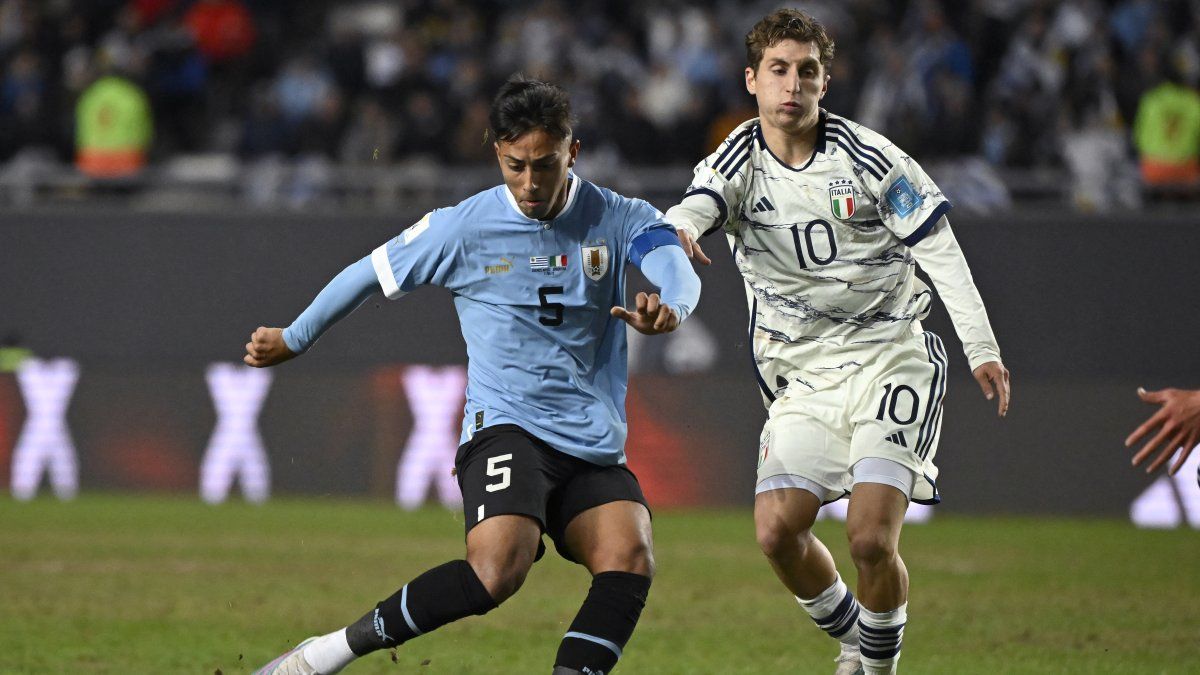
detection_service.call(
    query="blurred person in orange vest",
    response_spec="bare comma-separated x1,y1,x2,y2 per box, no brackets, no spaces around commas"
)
75,70,152,179
1132,50,1200,189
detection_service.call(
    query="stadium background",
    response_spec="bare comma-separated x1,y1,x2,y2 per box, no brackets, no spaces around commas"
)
2,1,1200,673
3,0,1198,520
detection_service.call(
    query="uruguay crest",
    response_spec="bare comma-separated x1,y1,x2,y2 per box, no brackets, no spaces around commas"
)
829,184,855,219
581,244,609,281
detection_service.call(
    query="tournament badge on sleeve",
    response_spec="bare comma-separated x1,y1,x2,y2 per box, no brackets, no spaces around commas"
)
581,242,609,281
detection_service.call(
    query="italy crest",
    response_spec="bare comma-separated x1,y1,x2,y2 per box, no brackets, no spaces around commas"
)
581,244,609,281
829,184,855,219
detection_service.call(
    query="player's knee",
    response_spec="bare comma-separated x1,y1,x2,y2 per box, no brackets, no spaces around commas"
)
589,539,656,579
467,549,535,604
847,530,895,568
619,540,656,579
756,519,807,561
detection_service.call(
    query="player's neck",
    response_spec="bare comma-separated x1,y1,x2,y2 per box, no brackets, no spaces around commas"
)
541,176,572,221
760,116,820,167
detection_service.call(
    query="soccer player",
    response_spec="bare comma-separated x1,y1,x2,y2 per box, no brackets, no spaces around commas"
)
248,76,700,675
1126,387,1200,476
665,10,1010,675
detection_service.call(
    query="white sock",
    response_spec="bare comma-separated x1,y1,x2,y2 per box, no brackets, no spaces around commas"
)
858,603,906,674
796,574,861,648
302,628,357,674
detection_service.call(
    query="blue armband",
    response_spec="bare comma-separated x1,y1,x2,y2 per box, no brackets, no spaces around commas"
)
629,226,682,267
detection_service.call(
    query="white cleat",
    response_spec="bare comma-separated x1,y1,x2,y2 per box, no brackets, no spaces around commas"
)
254,637,324,675
834,644,865,675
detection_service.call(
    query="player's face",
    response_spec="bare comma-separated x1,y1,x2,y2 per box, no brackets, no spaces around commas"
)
495,129,580,220
746,39,828,135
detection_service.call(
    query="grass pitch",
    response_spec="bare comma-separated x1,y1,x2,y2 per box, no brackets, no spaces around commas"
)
1,495,1197,674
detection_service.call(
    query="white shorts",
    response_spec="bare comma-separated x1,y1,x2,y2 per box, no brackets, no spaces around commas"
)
755,332,946,504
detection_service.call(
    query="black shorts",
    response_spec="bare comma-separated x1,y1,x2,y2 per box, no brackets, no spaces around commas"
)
455,424,649,563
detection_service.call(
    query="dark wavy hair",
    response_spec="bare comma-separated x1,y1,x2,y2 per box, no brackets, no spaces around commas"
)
489,75,575,143
745,8,836,71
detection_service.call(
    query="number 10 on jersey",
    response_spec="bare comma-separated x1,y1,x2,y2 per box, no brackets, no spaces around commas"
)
790,219,838,268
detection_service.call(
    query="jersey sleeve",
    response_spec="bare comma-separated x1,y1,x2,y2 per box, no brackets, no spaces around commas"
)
370,208,467,299
670,120,757,238
861,131,952,246
620,196,679,265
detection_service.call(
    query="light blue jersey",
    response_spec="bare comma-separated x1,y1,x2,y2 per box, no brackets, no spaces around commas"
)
369,176,689,466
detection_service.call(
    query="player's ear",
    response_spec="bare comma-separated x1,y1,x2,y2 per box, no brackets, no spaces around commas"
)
745,66,757,95
820,72,830,99
493,141,502,162
567,138,580,167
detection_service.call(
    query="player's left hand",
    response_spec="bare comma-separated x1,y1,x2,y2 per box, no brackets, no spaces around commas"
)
1126,387,1200,475
972,360,1010,417
611,292,679,335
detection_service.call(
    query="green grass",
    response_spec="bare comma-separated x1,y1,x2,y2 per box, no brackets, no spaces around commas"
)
1,495,1198,674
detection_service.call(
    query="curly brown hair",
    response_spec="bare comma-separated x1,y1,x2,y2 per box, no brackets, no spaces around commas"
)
745,8,835,71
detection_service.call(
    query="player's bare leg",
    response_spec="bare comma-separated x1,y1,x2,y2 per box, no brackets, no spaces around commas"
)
257,515,537,674
465,514,542,602
551,500,655,674
756,487,862,674
754,487,835,597
846,482,909,674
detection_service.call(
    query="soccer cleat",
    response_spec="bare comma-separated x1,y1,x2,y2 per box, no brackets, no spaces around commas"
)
833,644,864,675
254,637,325,675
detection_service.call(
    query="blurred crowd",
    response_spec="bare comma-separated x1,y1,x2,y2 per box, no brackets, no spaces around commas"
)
1,0,1198,208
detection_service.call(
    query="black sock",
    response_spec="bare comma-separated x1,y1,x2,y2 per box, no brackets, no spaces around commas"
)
345,559,497,655
554,571,652,673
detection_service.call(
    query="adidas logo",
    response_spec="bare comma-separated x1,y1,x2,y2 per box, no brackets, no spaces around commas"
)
884,431,908,448
751,196,775,213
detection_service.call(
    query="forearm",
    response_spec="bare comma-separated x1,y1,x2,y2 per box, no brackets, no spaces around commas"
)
909,217,1001,370
664,193,723,239
283,255,379,353
637,245,701,323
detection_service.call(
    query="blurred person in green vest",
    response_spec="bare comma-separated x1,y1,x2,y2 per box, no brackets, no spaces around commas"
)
75,71,153,179
0,333,32,374
1132,50,1200,191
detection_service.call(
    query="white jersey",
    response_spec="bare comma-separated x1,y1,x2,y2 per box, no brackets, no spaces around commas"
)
671,111,954,403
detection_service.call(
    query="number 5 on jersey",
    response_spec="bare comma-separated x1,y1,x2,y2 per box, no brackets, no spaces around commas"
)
538,286,564,326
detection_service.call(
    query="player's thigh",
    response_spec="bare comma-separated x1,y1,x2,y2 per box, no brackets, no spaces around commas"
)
562,499,655,577
465,513,543,584
849,332,947,500
753,485,824,543
549,463,653,572
456,424,556,560
845,481,908,560
757,391,853,502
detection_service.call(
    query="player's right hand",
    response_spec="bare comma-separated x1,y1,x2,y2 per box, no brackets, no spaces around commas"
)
244,326,297,368
677,228,712,266
1126,387,1200,475
611,292,680,335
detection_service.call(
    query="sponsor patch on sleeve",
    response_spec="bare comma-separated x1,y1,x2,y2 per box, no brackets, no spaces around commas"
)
885,176,923,218
402,212,432,245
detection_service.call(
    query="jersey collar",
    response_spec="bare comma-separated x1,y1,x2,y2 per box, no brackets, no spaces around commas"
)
503,171,582,226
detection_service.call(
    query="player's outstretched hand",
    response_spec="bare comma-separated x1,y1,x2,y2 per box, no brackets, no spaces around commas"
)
611,292,680,335
677,228,712,266
1125,387,1200,475
972,360,1010,417
244,326,297,367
